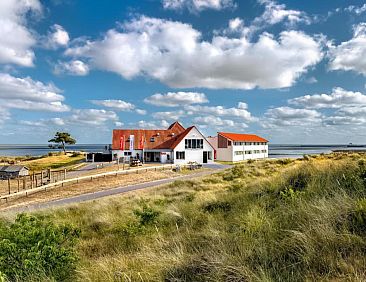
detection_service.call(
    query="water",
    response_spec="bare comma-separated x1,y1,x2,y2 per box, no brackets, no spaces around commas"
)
269,144,366,159
0,144,107,157
0,144,365,158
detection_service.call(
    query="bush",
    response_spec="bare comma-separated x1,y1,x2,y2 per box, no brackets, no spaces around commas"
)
203,201,232,213
0,214,80,281
348,199,366,235
133,204,161,226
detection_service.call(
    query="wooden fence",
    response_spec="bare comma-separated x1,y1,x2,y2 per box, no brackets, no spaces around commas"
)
0,169,67,197
0,164,183,203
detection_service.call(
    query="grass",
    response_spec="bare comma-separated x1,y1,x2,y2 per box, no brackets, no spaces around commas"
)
21,153,85,172
3,153,366,281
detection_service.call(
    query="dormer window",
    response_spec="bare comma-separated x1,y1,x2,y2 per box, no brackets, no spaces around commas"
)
150,137,155,142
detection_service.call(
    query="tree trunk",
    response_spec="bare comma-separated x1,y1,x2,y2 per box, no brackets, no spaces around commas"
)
62,141,66,154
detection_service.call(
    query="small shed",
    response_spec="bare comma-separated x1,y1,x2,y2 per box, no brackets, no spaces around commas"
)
0,165,29,179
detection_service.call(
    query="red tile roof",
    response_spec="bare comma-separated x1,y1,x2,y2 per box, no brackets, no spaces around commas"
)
218,132,268,142
112,122,192,150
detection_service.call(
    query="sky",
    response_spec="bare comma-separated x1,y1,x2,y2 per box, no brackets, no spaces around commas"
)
1,0,366,144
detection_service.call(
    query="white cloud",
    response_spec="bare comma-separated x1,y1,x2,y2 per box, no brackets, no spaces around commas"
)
50,117,65,126
44,24,70,49
65,16,323,90
251,0,310,33
135,120,168,129
135,109,147,115
345,4,366,15
115,121,124,127
185,102,254,122
0,73,69,112
0,108,10,124
91,99,135,111
69,109,119,126
328,23,366,76
152,110,185,121
289,87,366,109
229,18,244,31
54,60,89,76
263,106,322,128
0,0,42,66
144,92,208,107
162,0,235,12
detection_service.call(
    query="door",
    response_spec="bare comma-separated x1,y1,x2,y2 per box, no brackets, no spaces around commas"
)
203,151,208,163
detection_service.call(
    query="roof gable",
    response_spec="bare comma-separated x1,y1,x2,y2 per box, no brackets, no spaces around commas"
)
112,122,186,150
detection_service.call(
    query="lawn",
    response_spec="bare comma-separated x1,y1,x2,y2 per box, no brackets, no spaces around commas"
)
20,153,85,172
1,153,366,281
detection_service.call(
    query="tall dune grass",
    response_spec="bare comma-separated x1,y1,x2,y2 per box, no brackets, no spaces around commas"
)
31,154,366,281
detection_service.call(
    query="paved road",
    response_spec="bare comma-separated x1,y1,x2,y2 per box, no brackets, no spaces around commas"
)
2,164,231,214
67,162,115,178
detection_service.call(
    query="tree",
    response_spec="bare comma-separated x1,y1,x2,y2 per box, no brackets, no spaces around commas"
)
48,132,76,154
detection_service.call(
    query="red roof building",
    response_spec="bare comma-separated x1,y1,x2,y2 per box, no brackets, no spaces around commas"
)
207,132,269,162
112,122,215,164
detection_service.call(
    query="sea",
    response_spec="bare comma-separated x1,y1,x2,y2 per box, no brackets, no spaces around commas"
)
0,144,365,158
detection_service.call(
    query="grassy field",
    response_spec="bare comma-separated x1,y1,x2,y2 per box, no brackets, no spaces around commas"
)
0,152,85,172
2,153,366,281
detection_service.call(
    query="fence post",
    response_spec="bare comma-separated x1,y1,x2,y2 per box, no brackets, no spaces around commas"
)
17,178,20,192
64,169,67,180
41,170,43,186
8,178,10,194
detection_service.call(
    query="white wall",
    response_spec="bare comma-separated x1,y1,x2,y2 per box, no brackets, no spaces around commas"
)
216,146,233,162
216,143,268,162
174,127,214,164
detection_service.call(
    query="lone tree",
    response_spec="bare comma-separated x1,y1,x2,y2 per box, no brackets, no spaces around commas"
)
48,132,76,154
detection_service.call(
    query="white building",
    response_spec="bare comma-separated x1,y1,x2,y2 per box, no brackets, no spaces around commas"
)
207,132,268,162
112,122,214,165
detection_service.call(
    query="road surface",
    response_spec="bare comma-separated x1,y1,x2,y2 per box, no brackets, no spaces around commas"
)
2,164,231,214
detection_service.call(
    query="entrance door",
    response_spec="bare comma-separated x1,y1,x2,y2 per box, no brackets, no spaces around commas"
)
203,151,208,163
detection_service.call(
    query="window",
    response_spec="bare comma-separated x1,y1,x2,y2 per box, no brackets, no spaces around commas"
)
235,151,244,155
124,151,132,156
150,137,155,142
185,139,203,149
228,141,232,146
261,150,267,153
176,151,185,159
245,150,252,154
208,151,213,160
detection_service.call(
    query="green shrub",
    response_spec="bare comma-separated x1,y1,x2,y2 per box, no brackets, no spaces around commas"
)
203,201,232,213
0,214,80,281
276,158,293,165
348,199,366,234
133,204,161,226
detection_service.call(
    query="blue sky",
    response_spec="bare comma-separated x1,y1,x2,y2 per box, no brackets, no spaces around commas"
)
1,0,366,144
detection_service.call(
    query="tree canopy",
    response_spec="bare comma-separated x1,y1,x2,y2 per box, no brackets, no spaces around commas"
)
48,132,76,153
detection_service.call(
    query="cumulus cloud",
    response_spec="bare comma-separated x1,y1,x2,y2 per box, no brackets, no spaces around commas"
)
289,87,366,109
185,102,254,122
328,23,366,76
44,24,70,49
152,110,186,121
91,99,135,111
253,0,311,31
345,4,366,15
0,0,42,66
65,16,323,89
69,109,119,125
0,108,10,124
162,0,235,12
135,109,147,115
0,73,69,112
144,92,208,107
263,106,322,128
135,120,170,129
54,60,89,76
